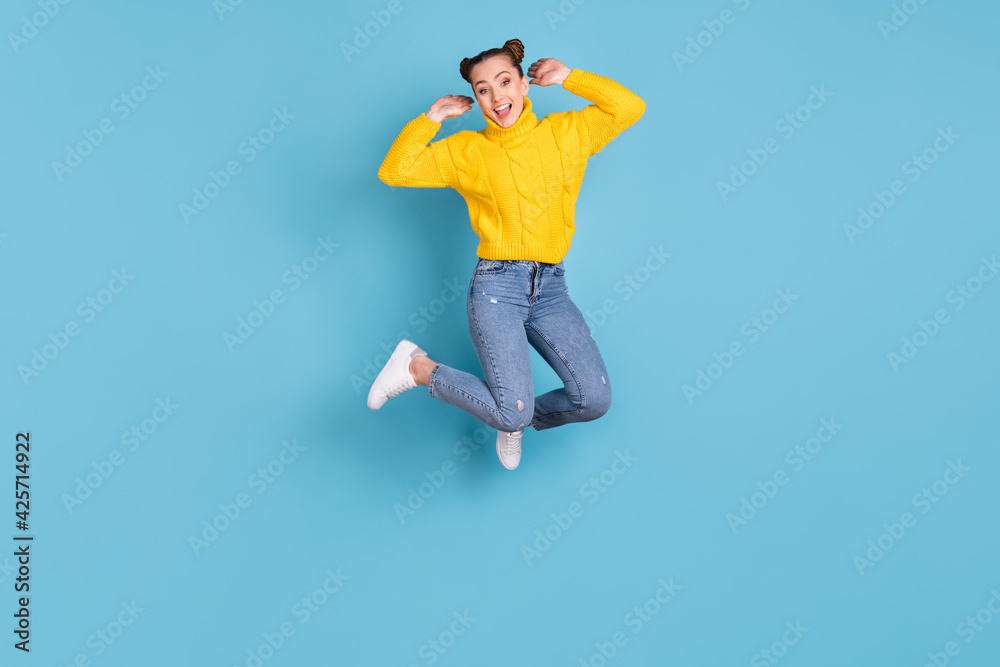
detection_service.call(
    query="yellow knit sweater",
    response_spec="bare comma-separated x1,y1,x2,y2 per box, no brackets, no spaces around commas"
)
377,68,646,263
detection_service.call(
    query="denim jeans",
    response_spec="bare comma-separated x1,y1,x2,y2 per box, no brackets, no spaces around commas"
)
427,258,612,432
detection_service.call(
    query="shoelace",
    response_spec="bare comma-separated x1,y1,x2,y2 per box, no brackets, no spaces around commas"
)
385,382,406,399
504,432,522,455
384,373,414,400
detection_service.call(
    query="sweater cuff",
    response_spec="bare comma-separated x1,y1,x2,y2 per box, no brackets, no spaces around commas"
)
415,112,441,128
397,111,442,143
562,68,619,101
563,68,585,89
399,112,444,146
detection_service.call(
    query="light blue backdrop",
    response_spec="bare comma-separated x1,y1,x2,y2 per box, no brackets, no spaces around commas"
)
2,0,998,665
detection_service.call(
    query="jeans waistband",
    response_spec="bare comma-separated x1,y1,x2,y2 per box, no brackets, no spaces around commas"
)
476,259,561,267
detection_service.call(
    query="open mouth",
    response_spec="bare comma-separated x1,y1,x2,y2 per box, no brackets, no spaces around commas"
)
494,103,512,119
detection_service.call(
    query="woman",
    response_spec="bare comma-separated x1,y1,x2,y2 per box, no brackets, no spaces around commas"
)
368,39,645,471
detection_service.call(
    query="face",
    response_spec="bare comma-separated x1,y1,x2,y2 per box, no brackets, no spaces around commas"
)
470,55,529,128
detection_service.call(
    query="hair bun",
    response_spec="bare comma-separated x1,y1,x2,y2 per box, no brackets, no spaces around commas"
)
502,39,524,64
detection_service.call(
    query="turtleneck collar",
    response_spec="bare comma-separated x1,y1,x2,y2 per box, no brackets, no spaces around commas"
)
481,95,537,141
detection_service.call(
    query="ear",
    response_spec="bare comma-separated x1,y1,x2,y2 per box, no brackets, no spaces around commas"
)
521,75,530,94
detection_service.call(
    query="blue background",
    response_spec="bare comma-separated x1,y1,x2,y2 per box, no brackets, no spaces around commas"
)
1,0,998,665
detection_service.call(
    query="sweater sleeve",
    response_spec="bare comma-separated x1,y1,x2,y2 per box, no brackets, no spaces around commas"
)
560,68,646,156
377,112,458,188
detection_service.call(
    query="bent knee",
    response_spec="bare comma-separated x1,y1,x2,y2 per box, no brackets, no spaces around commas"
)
580,386,612,421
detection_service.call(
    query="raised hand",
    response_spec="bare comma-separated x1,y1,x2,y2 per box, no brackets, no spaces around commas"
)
527,58,571,87
426,94,475,123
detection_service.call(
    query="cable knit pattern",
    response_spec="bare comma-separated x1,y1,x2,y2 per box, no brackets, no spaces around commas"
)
504,135,546,250
376,69,645,263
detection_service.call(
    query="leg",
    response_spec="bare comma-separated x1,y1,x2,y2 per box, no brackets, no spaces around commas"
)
409,355,436,385
524,273,612,431
425,262,535,432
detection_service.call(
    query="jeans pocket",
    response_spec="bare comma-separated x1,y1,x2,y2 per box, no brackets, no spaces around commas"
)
475,260,506,276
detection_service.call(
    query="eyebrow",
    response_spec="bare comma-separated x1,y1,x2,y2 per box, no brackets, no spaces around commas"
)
474,71,511,87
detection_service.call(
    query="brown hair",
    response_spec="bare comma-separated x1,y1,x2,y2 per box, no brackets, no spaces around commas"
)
459,39,525,87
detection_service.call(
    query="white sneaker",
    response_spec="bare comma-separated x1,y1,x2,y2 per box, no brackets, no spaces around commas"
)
497,429,523,470
367,339,427,410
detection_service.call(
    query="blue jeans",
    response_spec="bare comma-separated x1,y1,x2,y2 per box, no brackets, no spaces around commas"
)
427,259,612,432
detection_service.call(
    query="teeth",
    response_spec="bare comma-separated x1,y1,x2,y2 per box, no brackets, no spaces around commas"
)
495,104,510,113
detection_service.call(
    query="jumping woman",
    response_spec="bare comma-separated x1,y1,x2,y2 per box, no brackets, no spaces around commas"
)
368,38,645,471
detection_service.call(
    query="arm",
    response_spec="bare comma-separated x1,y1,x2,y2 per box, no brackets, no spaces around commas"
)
560,68,646,156
376,112,457,188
